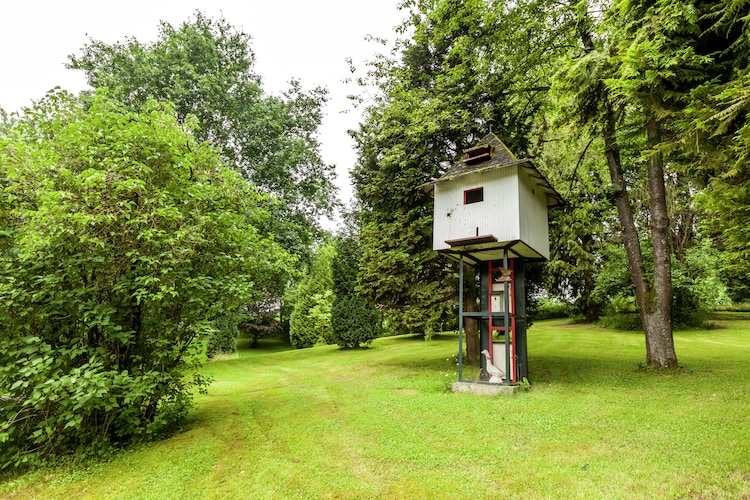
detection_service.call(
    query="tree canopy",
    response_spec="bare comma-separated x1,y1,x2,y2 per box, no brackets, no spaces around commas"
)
350,0,561,344
351,0,750,367
67,11,337,258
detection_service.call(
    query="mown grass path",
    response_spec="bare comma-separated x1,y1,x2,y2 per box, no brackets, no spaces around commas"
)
2,317,749,498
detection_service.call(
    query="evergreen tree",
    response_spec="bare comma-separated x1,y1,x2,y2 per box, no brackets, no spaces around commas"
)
289,244,335,348
330,232,381,349
351,0,562,356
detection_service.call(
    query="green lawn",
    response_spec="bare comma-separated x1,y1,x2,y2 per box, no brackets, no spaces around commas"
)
2,317,749,499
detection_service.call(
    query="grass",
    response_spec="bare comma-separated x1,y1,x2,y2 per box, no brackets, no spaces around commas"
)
1,316,750,499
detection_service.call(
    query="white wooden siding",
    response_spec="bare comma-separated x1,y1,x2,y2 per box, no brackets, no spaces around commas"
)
432,164,550,260
517,167,550,259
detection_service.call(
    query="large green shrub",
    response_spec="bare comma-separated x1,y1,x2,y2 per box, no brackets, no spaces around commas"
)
671,239,730,328
206,315,241,358
330,234,382,348
0,91,292,468
534,297,572,320
331,296,382,349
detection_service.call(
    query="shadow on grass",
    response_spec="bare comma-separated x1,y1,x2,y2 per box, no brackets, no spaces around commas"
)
236,336,293,354
383,333,455,342
528,353,643,386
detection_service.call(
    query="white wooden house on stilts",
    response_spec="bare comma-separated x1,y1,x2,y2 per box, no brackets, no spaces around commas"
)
423,133,561,394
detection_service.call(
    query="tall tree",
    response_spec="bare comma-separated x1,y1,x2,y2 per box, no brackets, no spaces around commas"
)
554,0,739,365
607,0,708,365
67,11,336,256
549,0,710,367
351,0,561,358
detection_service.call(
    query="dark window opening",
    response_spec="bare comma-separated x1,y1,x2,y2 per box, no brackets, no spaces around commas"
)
464,187,484,204
463,145,494,164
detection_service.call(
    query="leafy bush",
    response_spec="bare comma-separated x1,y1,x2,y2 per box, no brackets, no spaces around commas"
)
716,303,750,312
0,91,292,469
671,239,730,328
597,313,642,331
534,298,572,320
207,315,241,358
331,296,382,348
329,233,382,348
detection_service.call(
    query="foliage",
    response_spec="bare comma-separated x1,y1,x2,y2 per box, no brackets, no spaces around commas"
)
695,178,750,302
330,295,382,349
331,231,360,299
351,0,561,338
671,237,730,327
67,11,337,259
350,0,750,366
533,297,573,321
597,312,642,331
539,118,620,322
545,0,727,366
662,1,750,302
289,244,335,348
0,90,293,468
206,314,241,358
330,233,381,348
592,234,728,327
590,243,636,313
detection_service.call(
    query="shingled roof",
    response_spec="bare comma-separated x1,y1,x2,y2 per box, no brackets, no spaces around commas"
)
443,133,521,176
425,133,562,207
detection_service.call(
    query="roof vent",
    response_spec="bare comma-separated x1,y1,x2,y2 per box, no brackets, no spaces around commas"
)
463,144,494,165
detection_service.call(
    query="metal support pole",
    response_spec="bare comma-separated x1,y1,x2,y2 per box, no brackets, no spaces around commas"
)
503,249,511,385
457,255,464,381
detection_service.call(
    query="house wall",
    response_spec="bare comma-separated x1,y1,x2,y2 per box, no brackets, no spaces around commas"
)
433,166,520,251
517,167,550,260
432,164,550,260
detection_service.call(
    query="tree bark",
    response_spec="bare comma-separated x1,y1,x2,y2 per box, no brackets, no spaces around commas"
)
463,265,479,363
603,98,650,307
603,106,678,368
644,119,678,368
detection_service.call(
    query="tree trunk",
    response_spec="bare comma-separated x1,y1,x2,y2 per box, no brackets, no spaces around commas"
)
602,100,680,367
603,98,650,308
577,6,678,368
644,119,678,368
463,265,479,363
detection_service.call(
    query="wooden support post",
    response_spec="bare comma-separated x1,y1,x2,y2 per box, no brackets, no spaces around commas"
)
458,256,464,381
479,261,490,380
514,258,528,381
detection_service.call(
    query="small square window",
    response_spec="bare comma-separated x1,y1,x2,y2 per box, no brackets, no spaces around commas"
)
464,187,484,204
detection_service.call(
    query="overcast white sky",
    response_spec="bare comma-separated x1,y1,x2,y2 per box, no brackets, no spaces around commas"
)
1,1,405,226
